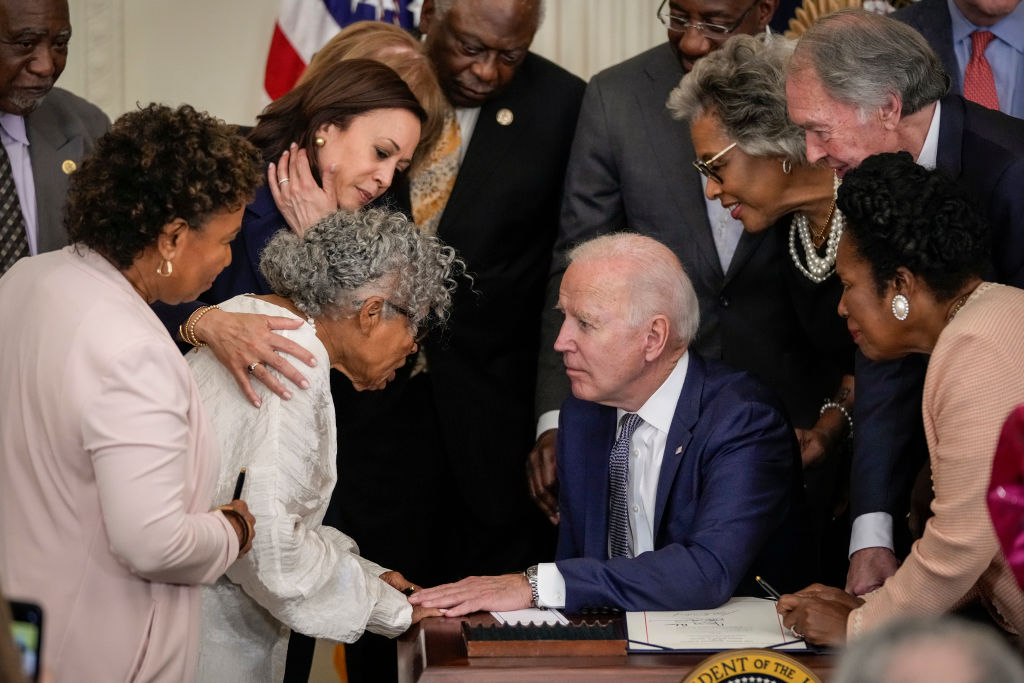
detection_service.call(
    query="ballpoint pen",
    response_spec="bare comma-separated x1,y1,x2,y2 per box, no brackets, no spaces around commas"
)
755,575,782,600
232,467,247,500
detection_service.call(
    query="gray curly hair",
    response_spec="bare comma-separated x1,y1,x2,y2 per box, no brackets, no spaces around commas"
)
668,33,805,165
260,207,462,326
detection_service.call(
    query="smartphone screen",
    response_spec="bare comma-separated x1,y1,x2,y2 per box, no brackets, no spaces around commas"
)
8,600,42,683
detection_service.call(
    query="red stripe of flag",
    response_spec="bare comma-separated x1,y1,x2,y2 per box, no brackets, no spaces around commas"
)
264,23,307,101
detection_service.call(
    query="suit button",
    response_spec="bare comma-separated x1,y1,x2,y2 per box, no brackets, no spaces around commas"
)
719,295,730,307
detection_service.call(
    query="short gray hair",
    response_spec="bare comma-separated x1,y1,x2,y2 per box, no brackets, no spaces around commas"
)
789,9,949,116
567,233,699,346
260,207,463,325
668,33,805,164
432,0,545,27
833,616,1024,683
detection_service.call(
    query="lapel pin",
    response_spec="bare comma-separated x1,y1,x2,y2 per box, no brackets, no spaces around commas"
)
675,446,683,454
496,108,514,126
61,160,77,175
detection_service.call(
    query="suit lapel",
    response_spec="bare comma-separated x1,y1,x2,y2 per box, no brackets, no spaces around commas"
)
936,95,966,180
723,225,770,284
640,48,723,280
653,353,701,534
27,105,82,253
583,404,618,559
439,92,531,233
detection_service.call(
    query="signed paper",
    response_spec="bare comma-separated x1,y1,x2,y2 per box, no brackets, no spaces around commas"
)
627,597,806,652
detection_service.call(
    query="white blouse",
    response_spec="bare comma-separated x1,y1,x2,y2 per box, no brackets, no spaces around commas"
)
190,295,411,682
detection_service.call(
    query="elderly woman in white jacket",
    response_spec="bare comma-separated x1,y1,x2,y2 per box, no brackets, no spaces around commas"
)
190,208,461,682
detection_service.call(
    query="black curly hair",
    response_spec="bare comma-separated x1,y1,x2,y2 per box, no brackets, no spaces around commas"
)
836,151,991,301
65,103,264,269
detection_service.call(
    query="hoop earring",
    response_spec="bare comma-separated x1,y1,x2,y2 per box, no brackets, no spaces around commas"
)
314,136,326,147
781,159,792,175
891,294,909,320
156,259,173,277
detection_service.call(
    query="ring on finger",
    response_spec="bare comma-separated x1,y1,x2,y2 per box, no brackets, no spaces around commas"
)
278,177,290,185
247,361,264,374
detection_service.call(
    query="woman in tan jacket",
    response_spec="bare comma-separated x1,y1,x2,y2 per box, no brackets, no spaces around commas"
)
777,152,1024,645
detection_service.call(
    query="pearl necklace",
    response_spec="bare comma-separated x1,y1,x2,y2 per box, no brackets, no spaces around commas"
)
789,173,843,284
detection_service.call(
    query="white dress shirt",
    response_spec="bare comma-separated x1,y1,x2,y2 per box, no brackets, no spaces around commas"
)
537,353,689,607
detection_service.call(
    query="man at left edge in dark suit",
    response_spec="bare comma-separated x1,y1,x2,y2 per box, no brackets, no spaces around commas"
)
0,0,109,277
409,233,805,615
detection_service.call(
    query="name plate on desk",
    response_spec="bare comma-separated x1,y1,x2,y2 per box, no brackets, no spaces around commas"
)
462,621,627,657
627,597,807,652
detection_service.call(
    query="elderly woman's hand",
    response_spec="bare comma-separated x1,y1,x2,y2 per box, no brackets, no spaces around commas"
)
268,143,338,237
193,308,316,407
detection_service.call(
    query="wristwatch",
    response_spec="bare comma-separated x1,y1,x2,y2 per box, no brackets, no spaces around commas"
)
524,564,540,607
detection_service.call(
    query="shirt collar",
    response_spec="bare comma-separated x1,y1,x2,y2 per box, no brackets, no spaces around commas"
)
947,0,1024,49
0,112,28,146
617,351,690,435
917,99,941,170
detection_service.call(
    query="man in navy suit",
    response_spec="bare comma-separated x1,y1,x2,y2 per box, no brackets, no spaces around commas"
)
409,233,804,614
786,9,1024,597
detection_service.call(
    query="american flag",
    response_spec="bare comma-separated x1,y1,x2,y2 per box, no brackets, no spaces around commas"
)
264,0,422,101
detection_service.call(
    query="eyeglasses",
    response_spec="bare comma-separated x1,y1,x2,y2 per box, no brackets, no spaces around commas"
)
657,0,760,38
384,299,428,342
692,141,737,183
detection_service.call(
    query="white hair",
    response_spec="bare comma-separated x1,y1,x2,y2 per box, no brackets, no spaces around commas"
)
567,233,699,346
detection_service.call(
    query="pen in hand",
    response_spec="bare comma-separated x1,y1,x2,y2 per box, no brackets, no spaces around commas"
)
755,575,782,601
232,467,247,500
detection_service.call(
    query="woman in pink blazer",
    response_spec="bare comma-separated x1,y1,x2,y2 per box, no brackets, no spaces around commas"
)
0,104,260,682
777,152,1024,645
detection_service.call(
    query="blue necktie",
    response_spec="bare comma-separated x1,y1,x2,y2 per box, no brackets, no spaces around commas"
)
609,413,643,558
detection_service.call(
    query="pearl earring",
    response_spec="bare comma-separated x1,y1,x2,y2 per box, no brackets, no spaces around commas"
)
891,294,910,320
314,136,326,147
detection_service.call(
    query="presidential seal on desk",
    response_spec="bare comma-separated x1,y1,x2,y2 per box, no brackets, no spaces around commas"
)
684,649,822,683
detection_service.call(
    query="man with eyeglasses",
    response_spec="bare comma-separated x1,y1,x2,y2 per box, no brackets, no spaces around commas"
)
530,0,841,549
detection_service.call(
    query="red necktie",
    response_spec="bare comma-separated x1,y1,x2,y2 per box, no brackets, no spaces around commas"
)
964,30,1000,111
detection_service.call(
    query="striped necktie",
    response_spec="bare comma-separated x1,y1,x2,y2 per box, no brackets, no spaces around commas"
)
609,413,644,558
0,142,29,276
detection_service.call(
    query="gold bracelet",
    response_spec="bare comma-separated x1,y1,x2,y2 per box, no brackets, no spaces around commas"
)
182,305,218,347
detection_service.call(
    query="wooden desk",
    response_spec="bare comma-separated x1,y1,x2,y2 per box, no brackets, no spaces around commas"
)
398,614,836,682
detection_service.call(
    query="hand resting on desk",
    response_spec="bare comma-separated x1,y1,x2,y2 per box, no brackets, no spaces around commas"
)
408,573,533,617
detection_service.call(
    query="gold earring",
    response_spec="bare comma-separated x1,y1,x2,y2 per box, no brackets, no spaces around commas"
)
156,259,173,277
314,136,326,147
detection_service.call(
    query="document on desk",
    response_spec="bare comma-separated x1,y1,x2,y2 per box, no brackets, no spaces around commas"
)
627,597,807,652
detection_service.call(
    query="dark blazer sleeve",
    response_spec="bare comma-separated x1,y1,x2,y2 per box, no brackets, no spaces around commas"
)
849,352,930,537
554,358,802,611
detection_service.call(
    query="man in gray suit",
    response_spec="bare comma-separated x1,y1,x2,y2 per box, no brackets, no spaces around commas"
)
894,0,1023,120
0,0,108,275
529,0,847,529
